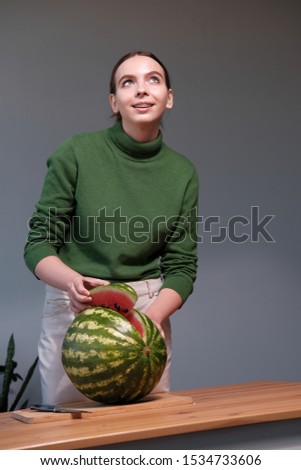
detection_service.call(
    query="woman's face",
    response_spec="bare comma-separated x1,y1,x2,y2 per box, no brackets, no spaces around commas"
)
109,55,173,136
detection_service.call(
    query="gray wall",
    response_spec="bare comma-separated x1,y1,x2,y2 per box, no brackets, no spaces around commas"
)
1,0,300,406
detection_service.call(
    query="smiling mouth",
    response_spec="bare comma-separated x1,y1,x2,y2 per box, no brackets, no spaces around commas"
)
132,103,154,108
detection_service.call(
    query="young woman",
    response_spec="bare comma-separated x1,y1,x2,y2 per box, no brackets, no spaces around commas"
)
24,51,199,404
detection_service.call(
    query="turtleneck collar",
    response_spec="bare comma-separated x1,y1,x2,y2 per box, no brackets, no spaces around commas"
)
108,120,162,160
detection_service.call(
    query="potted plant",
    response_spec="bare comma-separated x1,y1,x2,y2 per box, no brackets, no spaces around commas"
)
0,334,38,412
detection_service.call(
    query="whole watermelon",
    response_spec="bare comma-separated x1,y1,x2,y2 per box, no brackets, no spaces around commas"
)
61,307,167,405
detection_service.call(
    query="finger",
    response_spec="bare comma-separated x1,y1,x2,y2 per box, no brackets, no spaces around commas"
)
69,299,88,314
83,278,110,290
69,282,91,302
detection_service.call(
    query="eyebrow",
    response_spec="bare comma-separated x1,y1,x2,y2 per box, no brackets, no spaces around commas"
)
117,70,164,86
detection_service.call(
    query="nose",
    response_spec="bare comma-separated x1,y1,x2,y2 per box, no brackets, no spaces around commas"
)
136,79,148,96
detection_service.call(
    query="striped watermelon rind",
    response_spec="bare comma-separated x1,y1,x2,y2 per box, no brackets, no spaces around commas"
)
61,307,167,405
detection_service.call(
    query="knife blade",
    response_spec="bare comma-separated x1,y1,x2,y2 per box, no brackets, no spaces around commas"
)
30,403,90,413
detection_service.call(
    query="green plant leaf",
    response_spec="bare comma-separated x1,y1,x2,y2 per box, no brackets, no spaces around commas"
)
21,399,29,410
9,356,38,411
0,335,16,412
12,372,23,382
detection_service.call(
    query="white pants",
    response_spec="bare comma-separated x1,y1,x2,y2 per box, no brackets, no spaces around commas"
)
38,278,171,404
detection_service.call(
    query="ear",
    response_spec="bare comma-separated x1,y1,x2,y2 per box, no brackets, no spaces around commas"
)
166,88,174,110
109,94,119,114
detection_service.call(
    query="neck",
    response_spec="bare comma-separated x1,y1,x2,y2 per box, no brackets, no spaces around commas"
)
121,120,160,142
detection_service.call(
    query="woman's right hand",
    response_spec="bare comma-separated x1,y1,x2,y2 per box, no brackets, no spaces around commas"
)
67,276,110,313
35,256,110,313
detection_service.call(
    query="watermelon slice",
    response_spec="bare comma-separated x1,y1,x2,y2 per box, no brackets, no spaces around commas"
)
89,283,138,314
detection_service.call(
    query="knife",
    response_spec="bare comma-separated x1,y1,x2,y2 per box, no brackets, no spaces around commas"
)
30,403,90,413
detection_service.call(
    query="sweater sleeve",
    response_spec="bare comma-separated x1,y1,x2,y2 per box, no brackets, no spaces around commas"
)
159,169,199,303
24,138,78,274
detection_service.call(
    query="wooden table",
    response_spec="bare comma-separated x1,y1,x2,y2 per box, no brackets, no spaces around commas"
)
1,381,301,450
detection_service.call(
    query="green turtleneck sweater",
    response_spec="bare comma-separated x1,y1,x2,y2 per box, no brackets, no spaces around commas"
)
24,122,199,302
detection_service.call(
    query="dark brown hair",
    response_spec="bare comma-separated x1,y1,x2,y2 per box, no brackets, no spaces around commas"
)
109,51,172,120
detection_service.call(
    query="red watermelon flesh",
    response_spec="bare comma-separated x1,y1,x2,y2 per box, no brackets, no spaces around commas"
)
89,283,138,313
121,310,145,338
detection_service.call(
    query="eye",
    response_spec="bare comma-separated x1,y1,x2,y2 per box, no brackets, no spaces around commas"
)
150,76,160,84
122,79,134,87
